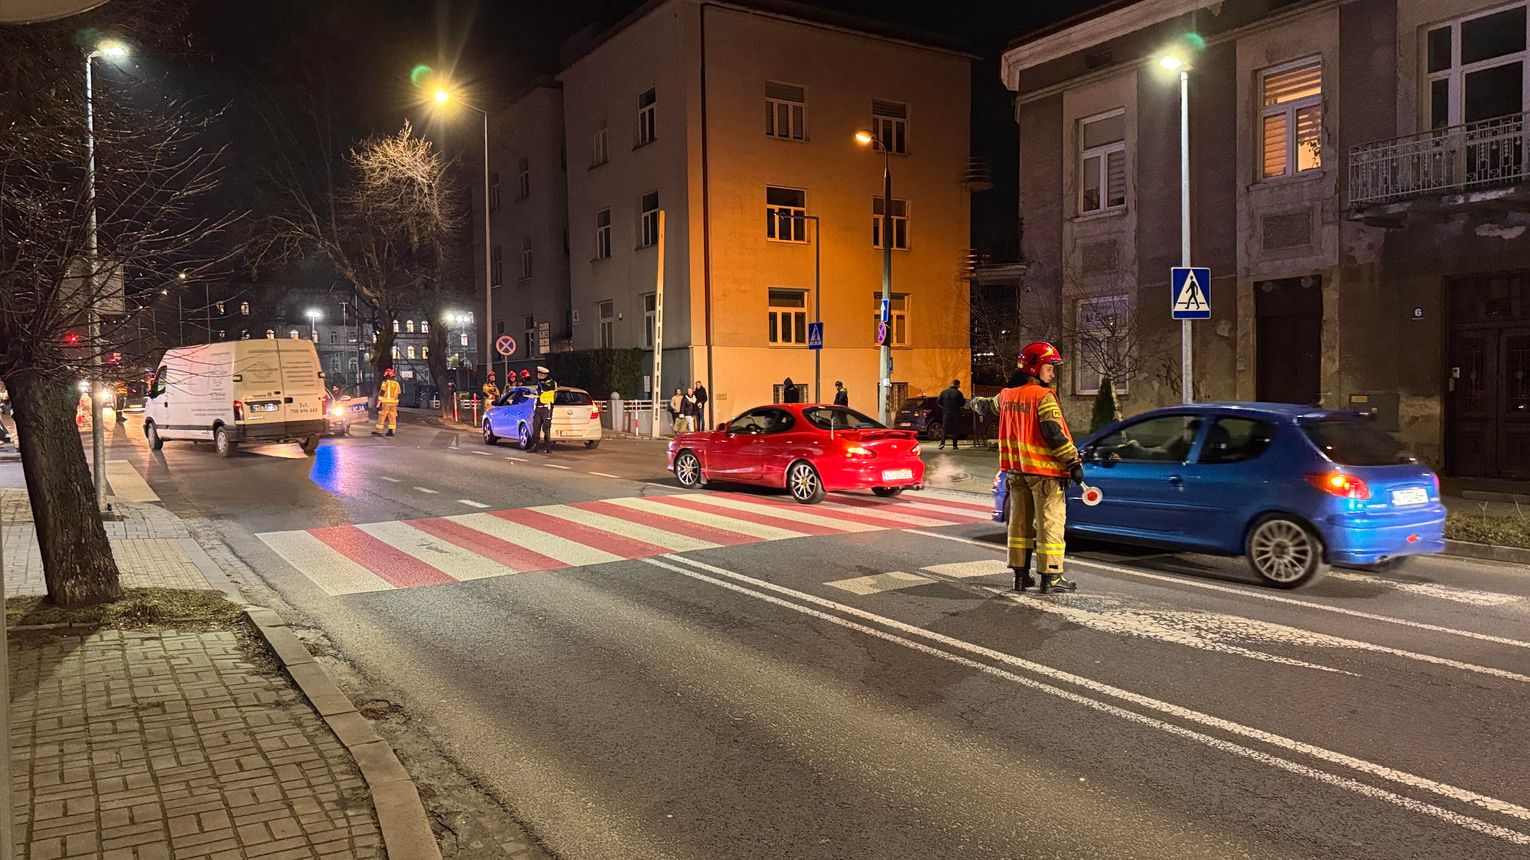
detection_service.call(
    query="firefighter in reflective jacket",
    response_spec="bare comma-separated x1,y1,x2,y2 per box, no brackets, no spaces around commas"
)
482,370,500,404
372,368,401,437
529,365,557,453
997,342,1085,593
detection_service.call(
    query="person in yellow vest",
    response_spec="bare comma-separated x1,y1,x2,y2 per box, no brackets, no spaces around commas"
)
529,365,557,453
996,341,1085,593
372,367,401,437
482,370,500,404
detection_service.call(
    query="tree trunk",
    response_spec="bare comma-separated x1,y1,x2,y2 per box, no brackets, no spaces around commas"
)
371,322,396,390
8,371,121,607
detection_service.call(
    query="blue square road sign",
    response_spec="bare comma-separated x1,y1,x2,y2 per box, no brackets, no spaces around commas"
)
1171,267,1211,320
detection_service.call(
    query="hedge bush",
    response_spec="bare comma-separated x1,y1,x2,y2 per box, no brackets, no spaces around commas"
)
548,348,648,399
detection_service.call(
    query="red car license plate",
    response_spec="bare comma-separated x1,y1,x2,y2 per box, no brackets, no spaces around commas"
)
881,468,913,482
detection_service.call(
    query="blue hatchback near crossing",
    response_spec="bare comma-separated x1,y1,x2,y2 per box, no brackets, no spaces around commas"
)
993,403,1446,588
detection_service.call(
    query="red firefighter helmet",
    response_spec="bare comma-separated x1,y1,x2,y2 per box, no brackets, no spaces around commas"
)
383,367,396,378
487,370,496,381
1018,341,1064,377
519,369,531,380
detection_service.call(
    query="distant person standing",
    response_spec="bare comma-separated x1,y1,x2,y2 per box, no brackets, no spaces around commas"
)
833,381,849,407
781,376,801,404
669,387,686,434
692,380,709,428
530,366,558,452
372,368,401,437
680,388,698,433
937,379,966,449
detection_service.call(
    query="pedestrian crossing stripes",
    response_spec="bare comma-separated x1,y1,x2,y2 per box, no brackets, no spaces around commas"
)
258,491,992,596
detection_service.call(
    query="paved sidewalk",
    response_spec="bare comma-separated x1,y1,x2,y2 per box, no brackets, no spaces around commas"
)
8,626,382,860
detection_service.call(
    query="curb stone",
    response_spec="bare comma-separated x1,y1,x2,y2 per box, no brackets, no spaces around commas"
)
1443,539,1530,567
242,605,443,860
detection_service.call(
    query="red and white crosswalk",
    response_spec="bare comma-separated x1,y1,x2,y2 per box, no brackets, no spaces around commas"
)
258,491,992,595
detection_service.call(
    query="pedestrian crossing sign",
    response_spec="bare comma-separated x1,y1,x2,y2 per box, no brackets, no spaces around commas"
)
1171,266,1211,320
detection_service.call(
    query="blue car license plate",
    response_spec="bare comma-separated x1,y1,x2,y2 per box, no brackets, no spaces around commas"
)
1390,487,1427,506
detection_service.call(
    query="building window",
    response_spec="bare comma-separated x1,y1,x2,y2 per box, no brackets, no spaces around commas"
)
460,332,469,346
392,319,399,333
490,171,501,212
1259,59,1323,180
768,288,808,346
495,320,504,335
766,186,807,242
240,301,249,315
215,301,225,314
330,331,338,344
596,208,613,259
765,81,806,140
637,88,657,147
406,345,416,360
491,245,503,287
406,319,415,334
525,315,537,358
1073,295,1131,396
517,157,530,199
639,191,660,248
871,197,909,249
1427,5,1528,129
391,345,400,359
1078,109,1126,214
644,293,657,348
420,320,429,334
592,125,609,167
598,301,615,348
422,346,429,360
521,236,533,279
871,292,910,347
871,100,908,154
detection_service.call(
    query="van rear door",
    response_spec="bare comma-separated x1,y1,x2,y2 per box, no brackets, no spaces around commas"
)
276,341,325,425
232,342,285,429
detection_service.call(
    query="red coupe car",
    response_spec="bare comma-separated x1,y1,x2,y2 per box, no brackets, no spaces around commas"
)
666,404,925,504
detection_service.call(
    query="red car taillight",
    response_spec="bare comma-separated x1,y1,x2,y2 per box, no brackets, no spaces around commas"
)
1307,471,1370,500
232,399,244,421
843,444,875,459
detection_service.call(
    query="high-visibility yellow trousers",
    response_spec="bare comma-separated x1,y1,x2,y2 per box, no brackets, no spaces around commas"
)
375,402,398,432
1007,472,1068,574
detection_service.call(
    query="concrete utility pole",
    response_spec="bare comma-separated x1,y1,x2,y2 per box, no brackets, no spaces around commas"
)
651,210,665,439
1178,66,1193,404
1,510,13,860
84,42,123,510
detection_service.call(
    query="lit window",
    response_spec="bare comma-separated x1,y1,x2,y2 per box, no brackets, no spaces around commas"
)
392,319,399,333
595,208,613,259
422,346,429,359
768,288,808,346
639,192,659,248
391,345,400,359
420,320,429,334
872,197,908,250
870,293,910,347
406,345,416,359
871,100,908,154
1079,110,1126,214
1259,59,1323,180
765,82,806,140
637,88,657,146
406,319,415,333
766,187,807,242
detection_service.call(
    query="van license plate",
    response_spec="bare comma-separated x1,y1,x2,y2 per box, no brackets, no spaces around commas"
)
1391,488,1427,506
881,468,913,482
253,402,279,413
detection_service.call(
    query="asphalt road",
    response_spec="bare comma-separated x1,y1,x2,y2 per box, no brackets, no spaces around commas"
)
97,411,1530,859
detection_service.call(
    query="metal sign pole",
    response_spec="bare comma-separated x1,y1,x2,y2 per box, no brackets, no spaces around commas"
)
651,210,666,439
1178,68,1193,404
0,505,13,860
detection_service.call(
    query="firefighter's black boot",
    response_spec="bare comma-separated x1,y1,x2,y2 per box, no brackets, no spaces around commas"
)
385,429,394,437
370,430,382,437
1012,568,1036,590
1039,574,1077,594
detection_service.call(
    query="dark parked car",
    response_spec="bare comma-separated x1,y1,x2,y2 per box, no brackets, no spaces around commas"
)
893,396,973,441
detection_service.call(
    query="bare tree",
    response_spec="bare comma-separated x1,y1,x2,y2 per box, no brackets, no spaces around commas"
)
0,8,233,605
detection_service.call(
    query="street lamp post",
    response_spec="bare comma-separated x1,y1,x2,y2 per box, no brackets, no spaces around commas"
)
855,131,894,424
84,39,128,509
1160,51,1195,404
429,86,493,378
305,308,322,342
797,214,822,401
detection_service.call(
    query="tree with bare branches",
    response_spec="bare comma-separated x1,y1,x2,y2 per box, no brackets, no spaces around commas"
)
0,7,233,605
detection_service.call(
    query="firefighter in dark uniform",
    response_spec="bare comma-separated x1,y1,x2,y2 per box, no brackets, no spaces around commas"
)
530,365,557,453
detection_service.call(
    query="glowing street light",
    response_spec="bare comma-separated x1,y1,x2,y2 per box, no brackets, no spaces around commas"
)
422,71,491,371
854,129,894,425
433,88,451,105
1153,37,1199,403
305,308,322,341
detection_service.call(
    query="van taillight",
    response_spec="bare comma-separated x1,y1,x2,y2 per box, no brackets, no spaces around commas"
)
232,400,244,421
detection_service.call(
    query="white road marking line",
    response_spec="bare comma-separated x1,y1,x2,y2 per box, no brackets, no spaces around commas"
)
589,472,622,479
602,497,806,541
354,521,516,581
379,476,402,483
544,463,572,470
504,456,528,462
469,450,494,456
457,500,490,509
911,530,1530,652
827,570,937,596
532,505,716,552
652,554,1530,841
414,486,440,494
451,512,624,568
105,460,158,503
923,559,1011,579
257,531,394,596
685,495,880,532
816,501,953,529
1327,570,1525,608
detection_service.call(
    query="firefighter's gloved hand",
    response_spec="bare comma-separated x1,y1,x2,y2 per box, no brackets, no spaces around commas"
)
1069,462,1086,486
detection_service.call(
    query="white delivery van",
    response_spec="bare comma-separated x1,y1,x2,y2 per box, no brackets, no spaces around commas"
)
143,340,328,457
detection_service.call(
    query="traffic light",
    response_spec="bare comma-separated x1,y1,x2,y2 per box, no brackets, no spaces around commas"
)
63,331,81,346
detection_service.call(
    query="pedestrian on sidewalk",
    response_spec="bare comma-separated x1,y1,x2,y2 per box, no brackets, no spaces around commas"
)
372,367,400,437
997,342,1085,594
833,381,849,407
669,387,686,434
680,387,698,433
782,376,801,404
693,380,709,429
938,380,967,450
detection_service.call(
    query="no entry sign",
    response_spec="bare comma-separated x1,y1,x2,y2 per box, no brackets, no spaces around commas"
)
495,335,517,356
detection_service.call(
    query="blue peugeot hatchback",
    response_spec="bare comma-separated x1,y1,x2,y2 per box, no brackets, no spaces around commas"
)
993,403,1446,588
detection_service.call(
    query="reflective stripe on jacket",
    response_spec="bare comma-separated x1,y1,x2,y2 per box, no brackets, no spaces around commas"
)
378,379,401,405
997,383,1076,477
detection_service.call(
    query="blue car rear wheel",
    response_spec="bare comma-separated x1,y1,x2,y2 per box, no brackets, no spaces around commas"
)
1246,515,1324,588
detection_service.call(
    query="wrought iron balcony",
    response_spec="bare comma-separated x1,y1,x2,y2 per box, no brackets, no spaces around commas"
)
1349,111,1530,208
